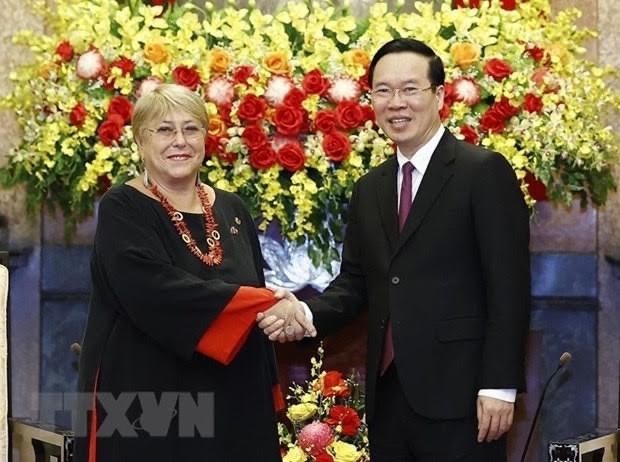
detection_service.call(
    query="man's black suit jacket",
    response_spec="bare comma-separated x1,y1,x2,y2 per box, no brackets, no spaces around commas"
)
307,129,531,423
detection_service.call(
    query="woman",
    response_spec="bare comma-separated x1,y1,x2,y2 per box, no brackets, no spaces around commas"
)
75,84,312,461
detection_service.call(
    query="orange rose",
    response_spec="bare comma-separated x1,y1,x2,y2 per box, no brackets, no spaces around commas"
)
38,62,59,79
450,42,480,70
343,49,370,68
144,42,169,64
208,116,226,137
210,49,231,74
263,51,290,75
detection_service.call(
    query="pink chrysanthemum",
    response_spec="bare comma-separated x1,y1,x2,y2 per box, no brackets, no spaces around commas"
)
264,76,294,106
298,421,334,457
76,50,105,79
452,77,481,106
328,77,361,103
206,77,234,106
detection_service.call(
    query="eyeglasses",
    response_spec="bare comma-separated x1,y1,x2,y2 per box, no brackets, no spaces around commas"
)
145,125,205,142
370,85,434,101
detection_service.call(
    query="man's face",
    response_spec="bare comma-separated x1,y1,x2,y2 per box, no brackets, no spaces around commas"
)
370,52,444,156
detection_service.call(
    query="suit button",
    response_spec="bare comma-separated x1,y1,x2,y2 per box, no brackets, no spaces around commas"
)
391,276,400,285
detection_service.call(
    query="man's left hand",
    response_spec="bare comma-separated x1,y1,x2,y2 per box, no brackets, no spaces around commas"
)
476,396,514,443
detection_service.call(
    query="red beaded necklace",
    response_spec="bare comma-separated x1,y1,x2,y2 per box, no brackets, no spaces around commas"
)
148,181,223,266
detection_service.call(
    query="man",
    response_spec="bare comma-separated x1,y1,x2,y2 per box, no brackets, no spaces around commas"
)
260,38,530,461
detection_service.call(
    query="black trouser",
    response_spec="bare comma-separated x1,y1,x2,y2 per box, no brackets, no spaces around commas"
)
369,365,506,462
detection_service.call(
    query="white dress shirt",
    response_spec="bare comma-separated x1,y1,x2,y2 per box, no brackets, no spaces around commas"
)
302,125,515,403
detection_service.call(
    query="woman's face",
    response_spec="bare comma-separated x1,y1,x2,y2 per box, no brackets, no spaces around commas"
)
139,109,206,187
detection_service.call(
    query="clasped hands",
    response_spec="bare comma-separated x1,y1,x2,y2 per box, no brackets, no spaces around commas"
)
256,289,316,342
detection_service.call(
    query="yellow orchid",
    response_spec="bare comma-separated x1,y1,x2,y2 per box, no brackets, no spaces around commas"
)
0,0,617,268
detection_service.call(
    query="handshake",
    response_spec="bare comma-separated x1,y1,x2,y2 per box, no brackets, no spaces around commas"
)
256,289,317,343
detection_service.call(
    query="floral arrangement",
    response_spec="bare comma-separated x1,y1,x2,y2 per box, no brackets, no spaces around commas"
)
279,345,368,462
1,0,618,266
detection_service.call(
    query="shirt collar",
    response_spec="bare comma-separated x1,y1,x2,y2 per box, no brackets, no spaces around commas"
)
396,125,445,175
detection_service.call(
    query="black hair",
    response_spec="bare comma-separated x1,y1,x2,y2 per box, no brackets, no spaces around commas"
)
368,38,445,88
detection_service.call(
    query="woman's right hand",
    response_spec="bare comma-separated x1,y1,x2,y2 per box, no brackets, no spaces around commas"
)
257,291,316,342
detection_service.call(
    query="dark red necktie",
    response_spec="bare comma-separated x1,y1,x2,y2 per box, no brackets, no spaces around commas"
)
380,162,415,375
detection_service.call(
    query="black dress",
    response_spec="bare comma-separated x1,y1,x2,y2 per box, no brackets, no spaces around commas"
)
75,184,282,462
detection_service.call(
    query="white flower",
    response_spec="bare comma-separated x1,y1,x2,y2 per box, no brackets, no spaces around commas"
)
264,76,293,106
328,77,361,103
452,77,480,106
76,50,104,79
136,77,162,98
206,77,234,106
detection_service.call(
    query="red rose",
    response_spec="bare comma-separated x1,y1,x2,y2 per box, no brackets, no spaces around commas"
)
98,67,115,91
238,95,267,123
232,65,255,85
314,110,337,133
220,103,232,124
249,146,277,170
315,452,334,462
69,102,87,127
459,124,479,144
479,109,507,134
454,0,481,7
242,125,268,151
501,0,517,10
322,131,351,163
322,371,350,398
97,114,124,146
523,93,544,113
273,105,305,136
277,143,305,172
492,97,520,119
205,135,224,157
107,96,133,124
524,171,548,201
283,88,306,108
443,81,456,106
109,57,135,76
484,58,513,81
302,69,330,95
55,41,74,62
439,102,451,121
173,65,201,90
527,46,545,62
97,175,111,196
361,105,375,124
326,405,361,437
218,150,237,164
335,101,364,130
358,67,370,92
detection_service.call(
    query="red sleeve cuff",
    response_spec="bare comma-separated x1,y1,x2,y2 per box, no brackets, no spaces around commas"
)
196,286,276,364
272,384,285,413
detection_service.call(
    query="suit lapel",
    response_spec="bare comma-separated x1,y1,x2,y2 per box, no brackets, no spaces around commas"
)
376,157,399,253
394,131,457,255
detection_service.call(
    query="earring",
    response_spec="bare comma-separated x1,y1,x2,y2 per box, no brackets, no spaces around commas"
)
143,169,150,188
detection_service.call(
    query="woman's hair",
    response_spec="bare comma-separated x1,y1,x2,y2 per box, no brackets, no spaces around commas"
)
132,84,208,143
